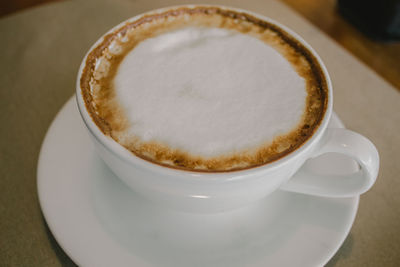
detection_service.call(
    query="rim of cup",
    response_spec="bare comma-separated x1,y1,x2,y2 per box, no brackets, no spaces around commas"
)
75,4,333,180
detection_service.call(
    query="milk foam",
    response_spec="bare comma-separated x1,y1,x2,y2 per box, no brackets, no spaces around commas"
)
114,27,306,157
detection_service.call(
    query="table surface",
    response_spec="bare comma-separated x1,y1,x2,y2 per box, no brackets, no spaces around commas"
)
0,0,399,266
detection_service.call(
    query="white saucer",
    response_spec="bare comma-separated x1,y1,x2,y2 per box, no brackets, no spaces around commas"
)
38,96,359,267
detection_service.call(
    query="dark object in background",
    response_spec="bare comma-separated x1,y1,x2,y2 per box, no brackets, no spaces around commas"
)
338,0,400,41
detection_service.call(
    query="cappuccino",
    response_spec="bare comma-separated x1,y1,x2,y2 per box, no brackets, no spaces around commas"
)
80,6,328,171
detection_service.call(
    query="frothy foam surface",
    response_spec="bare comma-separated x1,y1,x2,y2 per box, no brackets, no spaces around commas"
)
115,27,306,157
81,7,328,171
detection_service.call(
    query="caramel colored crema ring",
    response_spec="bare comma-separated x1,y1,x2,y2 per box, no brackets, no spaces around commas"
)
80,6,328,172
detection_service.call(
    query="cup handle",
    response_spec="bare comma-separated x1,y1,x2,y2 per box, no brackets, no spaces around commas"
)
280,128,379,197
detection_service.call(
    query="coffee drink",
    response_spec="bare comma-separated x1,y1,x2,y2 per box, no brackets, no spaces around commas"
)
80,6,328,172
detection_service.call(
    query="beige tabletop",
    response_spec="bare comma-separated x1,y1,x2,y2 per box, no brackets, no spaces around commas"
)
1,0,399,266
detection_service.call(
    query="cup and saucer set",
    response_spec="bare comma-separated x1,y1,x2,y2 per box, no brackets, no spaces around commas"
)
38,5,379,267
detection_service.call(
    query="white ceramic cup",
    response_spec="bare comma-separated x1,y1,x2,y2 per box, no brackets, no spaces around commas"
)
76,6,379,213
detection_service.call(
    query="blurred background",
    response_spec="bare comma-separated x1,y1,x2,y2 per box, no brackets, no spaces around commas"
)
1,0,399,90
